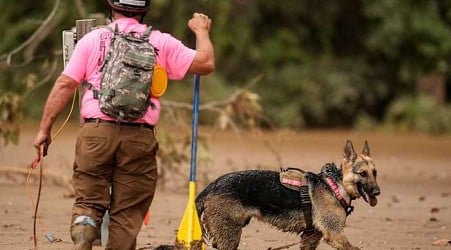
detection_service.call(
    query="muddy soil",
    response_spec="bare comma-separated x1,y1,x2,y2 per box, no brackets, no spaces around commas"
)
1,122,450,250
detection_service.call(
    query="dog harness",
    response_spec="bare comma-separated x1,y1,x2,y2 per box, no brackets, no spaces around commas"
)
279,165,355,235
279,167,315,234
299,185,315,234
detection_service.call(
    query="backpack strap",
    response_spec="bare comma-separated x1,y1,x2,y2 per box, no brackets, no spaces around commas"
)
82,81,118,102
142,26,152,40
82,82,100,99
113,24,120,35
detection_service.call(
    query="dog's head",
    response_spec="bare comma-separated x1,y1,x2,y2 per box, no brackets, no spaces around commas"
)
341,140,380,207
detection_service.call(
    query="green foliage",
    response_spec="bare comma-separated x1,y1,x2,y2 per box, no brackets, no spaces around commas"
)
354,112,379,132
364,0,451,81
258,59,389,128
384,95,451,134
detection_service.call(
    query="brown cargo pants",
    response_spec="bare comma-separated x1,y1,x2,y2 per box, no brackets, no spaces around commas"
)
71,122,158,249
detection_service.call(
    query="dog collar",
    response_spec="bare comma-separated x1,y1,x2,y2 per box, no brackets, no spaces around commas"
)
325,176,354,216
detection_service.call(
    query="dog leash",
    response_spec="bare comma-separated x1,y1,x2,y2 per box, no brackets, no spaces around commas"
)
267,241,301,250
28,150,66,250
28,145,63,249
28,146,44,249
28,146,56,247
26,90,77,249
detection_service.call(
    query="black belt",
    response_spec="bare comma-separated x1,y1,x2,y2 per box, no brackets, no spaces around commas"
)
84,118,154,130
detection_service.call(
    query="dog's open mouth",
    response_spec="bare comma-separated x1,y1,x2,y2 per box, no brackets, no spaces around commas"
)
357,183,378,207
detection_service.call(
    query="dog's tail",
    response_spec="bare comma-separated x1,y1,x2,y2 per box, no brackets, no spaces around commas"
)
198,209,215,247
195,192,214,247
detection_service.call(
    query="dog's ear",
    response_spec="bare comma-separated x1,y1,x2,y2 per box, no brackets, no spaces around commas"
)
343,140,357,164
362,140,371,157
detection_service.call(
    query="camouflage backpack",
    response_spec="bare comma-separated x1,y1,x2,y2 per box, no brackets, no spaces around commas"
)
85,24,157,122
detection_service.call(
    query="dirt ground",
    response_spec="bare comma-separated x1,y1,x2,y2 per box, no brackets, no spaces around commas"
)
1,122,450,250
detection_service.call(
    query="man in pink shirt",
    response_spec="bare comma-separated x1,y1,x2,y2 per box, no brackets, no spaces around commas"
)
33,0,215,249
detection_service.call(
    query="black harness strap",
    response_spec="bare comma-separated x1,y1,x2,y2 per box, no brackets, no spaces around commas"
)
300,185,315,234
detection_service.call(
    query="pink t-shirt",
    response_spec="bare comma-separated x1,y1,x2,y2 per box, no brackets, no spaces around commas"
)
63,18,196,125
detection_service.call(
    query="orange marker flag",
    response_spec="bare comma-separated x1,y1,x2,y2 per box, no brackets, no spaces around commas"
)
143,210,151,226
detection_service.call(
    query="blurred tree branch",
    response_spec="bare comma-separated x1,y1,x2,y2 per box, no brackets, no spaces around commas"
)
75,0,88,18
0,0,61,65
23,58,59,99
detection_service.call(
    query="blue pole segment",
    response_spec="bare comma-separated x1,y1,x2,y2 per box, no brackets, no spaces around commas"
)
189,74,200,182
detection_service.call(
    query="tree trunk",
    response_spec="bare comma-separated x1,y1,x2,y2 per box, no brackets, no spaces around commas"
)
417,73,447,104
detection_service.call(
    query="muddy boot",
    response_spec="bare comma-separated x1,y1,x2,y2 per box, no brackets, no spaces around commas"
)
70,223,99,250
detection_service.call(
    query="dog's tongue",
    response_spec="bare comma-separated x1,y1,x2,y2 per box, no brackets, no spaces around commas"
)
358,185,378,207
364,193,378,207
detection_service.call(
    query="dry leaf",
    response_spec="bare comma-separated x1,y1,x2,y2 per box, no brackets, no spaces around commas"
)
432,239,451,246
430,207,440,213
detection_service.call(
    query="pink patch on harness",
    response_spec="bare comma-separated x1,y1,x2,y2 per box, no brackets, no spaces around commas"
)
325,177,343,200
281,178,303,187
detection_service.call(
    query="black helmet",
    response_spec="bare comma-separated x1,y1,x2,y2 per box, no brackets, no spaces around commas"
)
107,0,150,13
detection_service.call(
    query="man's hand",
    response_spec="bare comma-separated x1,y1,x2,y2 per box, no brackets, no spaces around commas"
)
188,12,212,35
33,129,51,160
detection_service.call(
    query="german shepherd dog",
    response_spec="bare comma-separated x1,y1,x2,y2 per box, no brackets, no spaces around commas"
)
195,140,380,250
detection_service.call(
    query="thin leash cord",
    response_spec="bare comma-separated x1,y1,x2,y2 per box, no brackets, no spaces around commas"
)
28,147,44,249
267,241,301,250
27,89,78,249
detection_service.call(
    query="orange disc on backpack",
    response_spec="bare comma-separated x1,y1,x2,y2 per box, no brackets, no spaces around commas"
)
150,64,168,97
